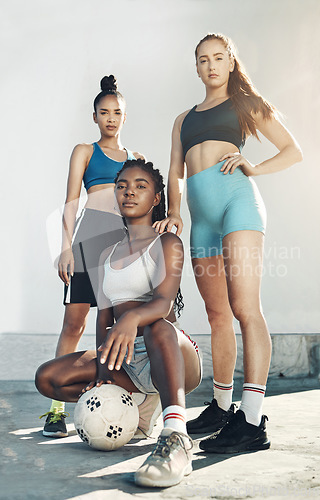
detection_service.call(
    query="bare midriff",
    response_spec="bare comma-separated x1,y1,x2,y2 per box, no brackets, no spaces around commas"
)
85,183,118,214
185,140,239,178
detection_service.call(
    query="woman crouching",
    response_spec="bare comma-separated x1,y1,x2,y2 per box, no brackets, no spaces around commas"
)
35,158,202,488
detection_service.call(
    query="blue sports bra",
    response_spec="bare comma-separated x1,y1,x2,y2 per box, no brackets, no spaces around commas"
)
83,142,136,191
180,98,245,159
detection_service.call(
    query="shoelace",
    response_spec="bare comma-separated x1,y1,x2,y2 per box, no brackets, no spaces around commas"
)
152,432,193,458
39,411,70,423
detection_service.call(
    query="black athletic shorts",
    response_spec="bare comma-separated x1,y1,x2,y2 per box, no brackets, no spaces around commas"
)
63,208,125,307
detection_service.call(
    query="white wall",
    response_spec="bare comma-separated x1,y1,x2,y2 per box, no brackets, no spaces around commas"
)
1,0,319,335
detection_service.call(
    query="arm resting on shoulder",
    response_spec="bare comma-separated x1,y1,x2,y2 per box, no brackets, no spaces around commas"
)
153,114,187,235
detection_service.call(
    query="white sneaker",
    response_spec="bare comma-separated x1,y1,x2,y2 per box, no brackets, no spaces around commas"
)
134,428,193,487
132,394,162,439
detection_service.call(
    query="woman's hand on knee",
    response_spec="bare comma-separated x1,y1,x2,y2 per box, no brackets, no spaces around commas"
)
98,319,137,371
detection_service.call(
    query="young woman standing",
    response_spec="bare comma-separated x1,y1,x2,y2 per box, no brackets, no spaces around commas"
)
154,33,302,453
41,76,145,437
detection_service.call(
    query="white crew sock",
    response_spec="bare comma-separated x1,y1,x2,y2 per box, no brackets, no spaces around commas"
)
213,379,234,411
162,405,187,434
239,383,266,426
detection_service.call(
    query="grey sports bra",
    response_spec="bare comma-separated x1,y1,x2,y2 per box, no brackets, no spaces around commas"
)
180,98,245,159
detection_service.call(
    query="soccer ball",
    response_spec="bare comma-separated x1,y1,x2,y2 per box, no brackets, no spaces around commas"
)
74,384,139,451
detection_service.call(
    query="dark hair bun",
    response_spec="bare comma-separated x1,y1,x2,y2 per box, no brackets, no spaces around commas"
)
100,75,118,92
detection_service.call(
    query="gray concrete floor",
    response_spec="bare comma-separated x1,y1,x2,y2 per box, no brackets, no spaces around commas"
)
1,334,320,500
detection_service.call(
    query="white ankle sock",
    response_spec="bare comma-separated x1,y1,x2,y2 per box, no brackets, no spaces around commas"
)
162,405,187,434
213,380,233,411
239,383,266,426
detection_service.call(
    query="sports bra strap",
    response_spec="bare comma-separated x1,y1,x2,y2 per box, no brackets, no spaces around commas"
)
105,241,120,264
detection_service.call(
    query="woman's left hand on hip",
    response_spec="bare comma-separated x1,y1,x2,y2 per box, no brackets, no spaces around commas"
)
219,152,257,176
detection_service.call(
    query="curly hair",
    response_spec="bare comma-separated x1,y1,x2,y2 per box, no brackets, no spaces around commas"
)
114,158,184,317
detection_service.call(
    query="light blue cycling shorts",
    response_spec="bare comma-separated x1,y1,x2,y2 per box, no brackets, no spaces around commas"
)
186,161,267,258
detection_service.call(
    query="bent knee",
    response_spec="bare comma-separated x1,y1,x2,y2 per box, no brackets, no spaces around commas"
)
35,362,52,396
144,320,177,347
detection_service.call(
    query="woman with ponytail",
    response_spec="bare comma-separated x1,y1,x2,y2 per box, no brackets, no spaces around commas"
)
40,76,146,437
36,159,202,488
154,33,302,453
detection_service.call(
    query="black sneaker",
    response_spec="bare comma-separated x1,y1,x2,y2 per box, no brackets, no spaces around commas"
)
187,398,235,434
199,409,270,453
40,411,69,438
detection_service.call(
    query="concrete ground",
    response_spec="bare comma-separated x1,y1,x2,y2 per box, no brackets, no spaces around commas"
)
1,333,320,500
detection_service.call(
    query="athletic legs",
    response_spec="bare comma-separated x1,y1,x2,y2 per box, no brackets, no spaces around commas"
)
192,255,236,385
55,303,91,357
35,350,140,403
223,230,271,386
135,321,199,487
199,230,271,453
144,320,201,408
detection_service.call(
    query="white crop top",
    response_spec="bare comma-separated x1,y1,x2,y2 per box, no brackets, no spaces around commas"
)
102,235,164,306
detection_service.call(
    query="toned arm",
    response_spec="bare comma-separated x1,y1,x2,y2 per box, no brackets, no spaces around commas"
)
220,113,303,177
58,144,92,283
153,112,188,235
253,113,303,175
